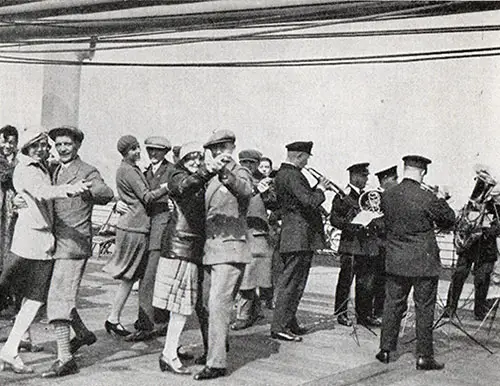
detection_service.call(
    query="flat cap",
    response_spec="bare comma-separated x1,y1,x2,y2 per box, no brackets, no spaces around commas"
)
375,165,398,181
144,136,171,150
403,155,432,169
48,126,84,143
347,162,370,175
285,141,313,155
203,130,236,148
239,149,262,163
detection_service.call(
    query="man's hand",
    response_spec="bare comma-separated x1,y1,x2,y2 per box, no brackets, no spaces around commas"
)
67,180,92,197
115,200,131,215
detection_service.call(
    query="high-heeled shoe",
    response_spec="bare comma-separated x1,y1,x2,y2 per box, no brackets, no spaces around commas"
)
104,320,131,337
0,353,34,374
159,355,191,375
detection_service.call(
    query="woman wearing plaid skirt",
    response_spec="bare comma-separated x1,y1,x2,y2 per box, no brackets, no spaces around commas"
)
153,142,224,375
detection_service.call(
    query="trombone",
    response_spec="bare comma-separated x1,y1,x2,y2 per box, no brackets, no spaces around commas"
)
305,167,347,198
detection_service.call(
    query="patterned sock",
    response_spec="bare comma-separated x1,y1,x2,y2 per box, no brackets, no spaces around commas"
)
54,322,72,363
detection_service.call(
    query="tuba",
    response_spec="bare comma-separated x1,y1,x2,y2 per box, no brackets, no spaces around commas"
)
454,168,498,254
359,189,383,214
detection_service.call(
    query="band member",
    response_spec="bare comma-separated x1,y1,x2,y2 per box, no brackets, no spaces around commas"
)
332,163,381,327
42,126,114,378
193,130,253,381
0,128,89,374
270,141,329,342
376,155,455,370
126,136,174,341
372,165,399,319
444,200,500,320
231,150,275,331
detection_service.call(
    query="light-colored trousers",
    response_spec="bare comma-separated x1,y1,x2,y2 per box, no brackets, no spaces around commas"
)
206,263,245,368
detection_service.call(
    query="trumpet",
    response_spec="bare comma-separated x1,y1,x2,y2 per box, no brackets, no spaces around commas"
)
305,167,347,198
421,182,451,200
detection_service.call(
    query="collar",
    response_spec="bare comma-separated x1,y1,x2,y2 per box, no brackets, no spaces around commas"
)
59,157,78,170
402,176,421,184
151,161,162,174
348,183,361,195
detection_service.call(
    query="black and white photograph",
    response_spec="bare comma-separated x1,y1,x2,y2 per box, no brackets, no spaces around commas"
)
1,1,500,385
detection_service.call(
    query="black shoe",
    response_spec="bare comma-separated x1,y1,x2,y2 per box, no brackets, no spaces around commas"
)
290,325,308,336
194,353,207,365
193,366,227,380
416,356,444,371
375,350,390,364
270,330,302,342
124,329,154,342
19,339,44,353
474,313,486,321
177,346,194,361
359,316,382,328
105,321,131,337
337,315,353,327
159,355,191,375
41,358,79,378
70,332,97,354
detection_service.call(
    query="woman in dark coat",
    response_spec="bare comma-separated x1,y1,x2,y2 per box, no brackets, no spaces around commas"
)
153,142,219,375
103,135,169,337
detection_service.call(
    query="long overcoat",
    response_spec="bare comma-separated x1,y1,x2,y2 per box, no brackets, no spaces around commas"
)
275,163,326,254
381,178,456,277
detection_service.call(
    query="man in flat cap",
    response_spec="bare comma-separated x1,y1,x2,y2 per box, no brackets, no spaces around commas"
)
125,136,175,342
43,126,114,378
270,141,331,342
331,162,381,328
193,130,254,381
231,149,277,331
376,155,455,371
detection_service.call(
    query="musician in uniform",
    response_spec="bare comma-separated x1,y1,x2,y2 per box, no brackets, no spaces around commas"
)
444,200,500,320
376,155,455,370
372,165,399,319
270,141,329,342
331,163,381,327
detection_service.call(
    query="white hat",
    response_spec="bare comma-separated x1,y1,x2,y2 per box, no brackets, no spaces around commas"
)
179,141,203,161
19,127,49,155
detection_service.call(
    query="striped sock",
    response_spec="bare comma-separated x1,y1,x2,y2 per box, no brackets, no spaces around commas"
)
54,322,72,363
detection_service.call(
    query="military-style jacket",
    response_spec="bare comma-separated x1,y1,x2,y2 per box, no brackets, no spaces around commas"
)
382,178,455,277
275,163,326,254
330,186,379,257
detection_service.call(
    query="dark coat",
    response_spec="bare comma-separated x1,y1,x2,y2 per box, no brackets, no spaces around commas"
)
52,157,114,259
144,159,175,251
160,164,214,265
275,163,326,254
330,186,379,257
382,178,456,277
